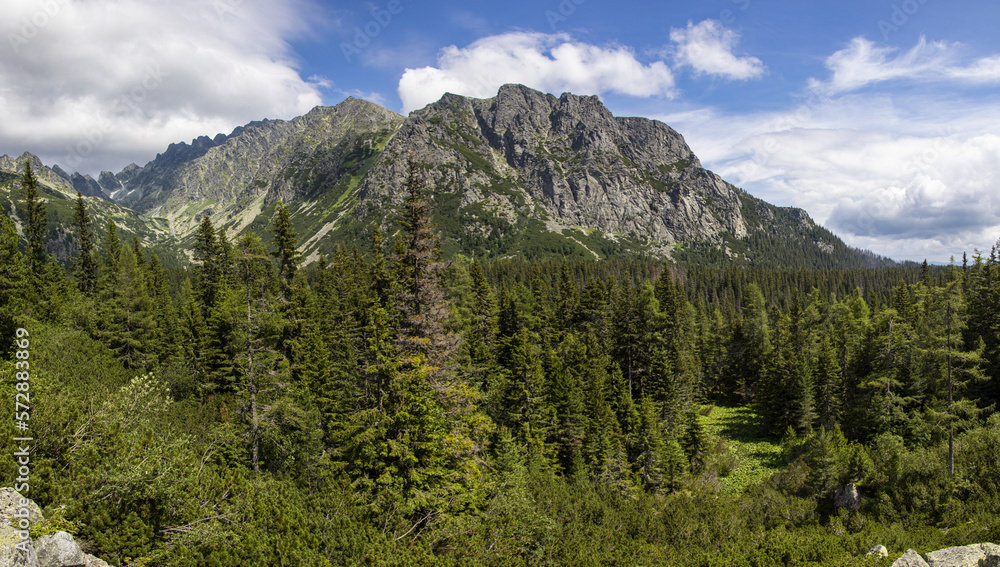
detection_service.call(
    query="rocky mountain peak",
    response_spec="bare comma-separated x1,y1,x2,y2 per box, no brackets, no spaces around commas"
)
0,83,885,268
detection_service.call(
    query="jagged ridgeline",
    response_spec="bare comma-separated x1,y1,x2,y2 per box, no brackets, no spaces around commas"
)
0,84,892,268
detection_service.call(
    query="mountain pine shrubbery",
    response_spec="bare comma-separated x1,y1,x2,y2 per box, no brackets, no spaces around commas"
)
3,162,1000,565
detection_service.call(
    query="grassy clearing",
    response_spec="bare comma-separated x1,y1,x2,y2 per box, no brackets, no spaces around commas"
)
701,404,785,495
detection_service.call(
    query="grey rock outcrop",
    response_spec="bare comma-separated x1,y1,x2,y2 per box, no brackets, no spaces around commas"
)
0,534,38,567
924,543,1000,567
834,483,861,510
35,531,86,567
0,488,42,567
889,544,1000,567
893,549,930,567
81,553,111,567
869,545,888,558
69,173,105,199
0,488,108,567
0,153,78,193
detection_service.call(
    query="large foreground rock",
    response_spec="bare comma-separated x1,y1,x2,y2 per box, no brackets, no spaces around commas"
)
924,543,1000,567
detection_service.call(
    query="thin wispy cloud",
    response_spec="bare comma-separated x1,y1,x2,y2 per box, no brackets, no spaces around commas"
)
810,36,1000,95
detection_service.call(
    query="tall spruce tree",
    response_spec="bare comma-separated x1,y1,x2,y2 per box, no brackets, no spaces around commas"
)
394,161,457,376
93,245,157,369
72,192,98,294
193,215,221,310
232,233,287,473
269,201,302,296
19,160,48,274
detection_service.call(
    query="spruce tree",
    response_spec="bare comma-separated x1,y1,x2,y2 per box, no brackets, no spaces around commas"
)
394,161,457,375
178,279,213,386
635,396,668,493
467,258,499,386
269,201,302,295
548,334,591,477
232,233,286,474
18,160,47,274
193,215,221,310
148,253,181,364
814,333,842,431
93,245,157,369
72,191,98,294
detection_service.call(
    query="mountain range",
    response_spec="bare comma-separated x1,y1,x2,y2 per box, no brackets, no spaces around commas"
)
0,84,891,269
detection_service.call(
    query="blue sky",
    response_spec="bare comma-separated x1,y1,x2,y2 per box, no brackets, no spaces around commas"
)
3,0,1000,262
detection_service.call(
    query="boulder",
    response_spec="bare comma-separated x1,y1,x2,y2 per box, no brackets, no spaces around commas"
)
0,488,44,528
924,543,1000,567
834,483,861,511
35,531,86,567
82,553,111,567
892,549,930,567
868,545,888,558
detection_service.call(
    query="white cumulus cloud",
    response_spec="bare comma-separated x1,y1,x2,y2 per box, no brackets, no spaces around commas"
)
0,0,325,175
397,32,676,113
669,19,765,80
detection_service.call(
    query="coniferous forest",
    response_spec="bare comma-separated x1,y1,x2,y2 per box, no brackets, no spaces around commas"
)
3,163,1000,566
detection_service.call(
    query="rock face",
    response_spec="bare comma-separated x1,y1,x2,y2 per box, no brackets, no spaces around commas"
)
112,98,405,239
356,84,739,255
105,83,868,265
834,483,861,511
0,488,109,567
